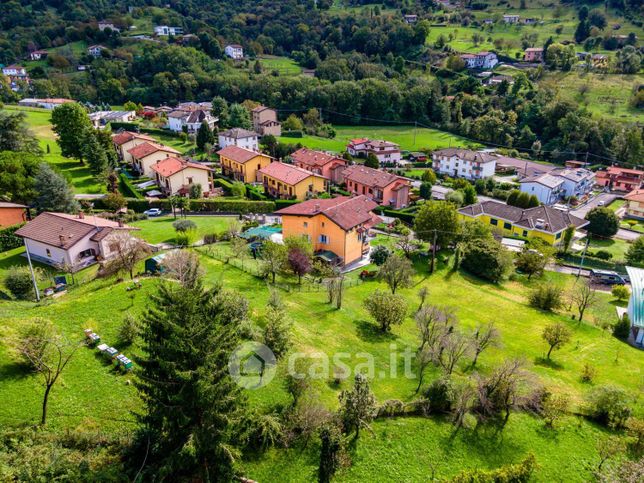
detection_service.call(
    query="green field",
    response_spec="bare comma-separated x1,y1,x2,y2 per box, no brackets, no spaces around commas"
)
130,215,237,244
257,55,302,75
278,125,479,153
588,237,631,261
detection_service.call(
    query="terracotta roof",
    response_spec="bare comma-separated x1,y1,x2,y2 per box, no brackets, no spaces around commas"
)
291,148,346,168
342,165,408,189
433,148,496,164
150,157,212,177
276,195,380,231
525,47,543,52
15,212,136,249
219,128,258,139
127,142,179,159
348,138,369,145
259,162,320,185
0,202,27,209
216,145,263,164
625,189,644,203
251,105,271,113
112,131,156,146
606,166,644,176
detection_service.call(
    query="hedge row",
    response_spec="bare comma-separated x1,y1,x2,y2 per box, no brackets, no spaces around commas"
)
213,178,233,194
110,122,139,131
246,185,268,201
110,198,278,214
118,173,144,199
376,208,416,224
274,199,300,209
0,223,25,252
281,130,303,138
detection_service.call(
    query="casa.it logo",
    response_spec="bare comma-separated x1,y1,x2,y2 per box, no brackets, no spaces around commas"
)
228,342,277,389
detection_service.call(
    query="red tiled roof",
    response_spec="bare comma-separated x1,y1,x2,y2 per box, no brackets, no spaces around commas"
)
291,148,346,168
276,195,380,231
217,145,264,164
342,165,408,189
259,162,321,185
625,189,644,203
348,138,369,145
112,131,156,146
606,166,644,176
127,142,179,159
150,157,212,177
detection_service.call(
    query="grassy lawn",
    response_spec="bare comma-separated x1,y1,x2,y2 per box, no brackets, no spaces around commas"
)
588,237,631,261
130,215,237,244
277,125,478,153
257,55,302,75
141,129,197,155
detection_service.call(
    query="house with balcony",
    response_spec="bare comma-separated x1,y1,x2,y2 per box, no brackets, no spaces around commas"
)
524,47,544,62
112,131,158,162
342,165,410,209
218,128,259,151
503,14,520,23
624,189,644,219
519,173,565,205
596,166,644,192
154,25,184,36
276,196,381,267
225,44,244,59
251,106,281,136
549,167,595,199
87,45,106,58
290,148,347,184
150,157,213,197
346,138,401,164
460,52,498,70
29,50,48,60
258,162,327,200
432,148,496,180
128,142,181,177
167,109,217,133
217,145,272,183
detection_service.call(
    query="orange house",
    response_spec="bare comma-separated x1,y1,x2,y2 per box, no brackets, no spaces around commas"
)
0,202,27,228
276,196,381,266
342,165,410,209
258,162,327,200
290,148,347,184
217,145,272,183
112,131,157,163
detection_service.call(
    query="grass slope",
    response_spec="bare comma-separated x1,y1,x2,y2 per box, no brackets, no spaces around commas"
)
130,215,237,244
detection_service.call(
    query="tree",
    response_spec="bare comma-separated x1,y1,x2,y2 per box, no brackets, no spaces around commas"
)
229,236,249,266
18,319,82,425
616,45,642,74
103,192,127,212
613,313,631,340
542,323,572,360
287,247,312,283
461,238,513,283
364,153,379,169
586,207,619,238
339,373,376,439
228,103,251,129
515,249,548,279
421,169,437,185
282,114,304,132
103,232,150,280
439,332,471,376
379,254,413,294
626,236,644,266
81,130,109,176
414,201,460,272
160,250,204,288
419,182,432,200
530,284,563,311
118,312,139,346
318,424,344,483
473,359,527,426
471,322,500,367
0,111,41,154
261,240,287,283
263,306,292,359
446,55,466,71
0,151,41,204
211,96,229,127
4,266,35,300
507,190,520,207
51,103,92,162
542,392,569,428
196,120,213,150
571,280,595,322
561,225,575,254
588,9,607,29
586,385,632,429
369,245,390,266
462,184,477,205
396,233,420,258
34,164,79,213
364,289,408,332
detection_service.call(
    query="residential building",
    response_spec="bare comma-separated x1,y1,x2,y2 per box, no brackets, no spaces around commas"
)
290,148,347,184
522,17,538,25
519,173,565,205
0,202,27,228
18,98,73,109
112,131,158,162
523,47,544,62
98,22,119,32
127,142,181,177
154,25,184,36
218,128,259,151
596,166,644,192
15,212,139,270
29,50,48,60
484,74,515,86
565,160,590,169
346,138,401,164
494,155,554,179
224,44,244,59
342,165,410,209
2,65,27,77
503,14,520,23
403,14,418,24
87,45,105,57
167,109,217,133
432,148,496,180
89,110,136,128
217,145,272,183
625,266,644,347
251,106,282,136
150,157,213,197
592,54,609,68
460,51,498,70
458,200,588,245
258,162,327,200
549,168,595,199
624,189,644,219
276,196,381,266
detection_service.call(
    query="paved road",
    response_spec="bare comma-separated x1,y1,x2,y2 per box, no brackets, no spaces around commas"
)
616,228,640,241
570,192,617,219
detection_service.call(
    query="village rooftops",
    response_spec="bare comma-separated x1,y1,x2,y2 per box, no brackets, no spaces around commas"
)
150,157,212,177
217,145,266,164
290,148,344,168
219,128,258,139
549,167,594,183
624,189,644,203
259,162,323,185
127,142,180,159
276,195,380,231
433,148,496,164
342,165,407,189
112,131,156,146
15,212,137,249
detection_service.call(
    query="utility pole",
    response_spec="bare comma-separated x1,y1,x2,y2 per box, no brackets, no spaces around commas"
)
577,237,590,278
24,240,40,302
430,229,438,274
413,121,418,147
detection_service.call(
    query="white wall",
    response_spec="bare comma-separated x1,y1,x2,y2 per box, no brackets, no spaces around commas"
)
218,135,259,151
167,117,185,133
520,182,558,204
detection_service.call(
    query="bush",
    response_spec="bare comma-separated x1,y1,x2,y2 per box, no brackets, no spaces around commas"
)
0,223,25,252
172,220,197,232
118,312,138,346
118,173,144,199
4,266,34,300
424,377,455,414
203,233,219,244
529,285,562,311
450,454,536,483
370,245,390,266
586,385,632,428
592,250,613,260
586,207,619,238
461,238,513,283
611,284,630,301
613,313,631,340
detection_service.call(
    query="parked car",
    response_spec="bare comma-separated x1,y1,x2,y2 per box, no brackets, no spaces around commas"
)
590,269,627,285
144,208,163,217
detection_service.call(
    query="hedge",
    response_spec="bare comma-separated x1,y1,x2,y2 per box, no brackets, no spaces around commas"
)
213,178,234,194
274,199,300,209
110,122,139,131
246,186,268,201
281,130,303,138
111,198,278,214
119,172,144,199
376,208,416,224
0,223,25,252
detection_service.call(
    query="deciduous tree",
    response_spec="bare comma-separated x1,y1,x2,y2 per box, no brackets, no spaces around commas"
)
542,323,572,360
339,373,376,439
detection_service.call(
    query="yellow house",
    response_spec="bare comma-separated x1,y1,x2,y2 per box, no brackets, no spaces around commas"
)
217,145,272,183
258,161,327,200
112,131,158,163
624,189,644,219
458,200,588,245
150,157,213,197
276,195,381,266
128,142,181,177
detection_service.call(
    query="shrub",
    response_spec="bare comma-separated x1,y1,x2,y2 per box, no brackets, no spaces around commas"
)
118,312,139,346
461,238,514,283
0,224,25,252
4,266,34,300
613,313,631,340
172,220,197,232
580,363,596,383
203,233,219,244
592,250,613,260
370,245,391,266
586,385,632,428
529,285,562,311
424,377,455,414
450,454,536,483
611,284,630,301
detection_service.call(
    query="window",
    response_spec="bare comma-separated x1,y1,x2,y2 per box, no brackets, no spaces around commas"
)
522,230,528,237
321,222,325,227
319,234,329,244
46,248,51,257
303,222,308,228
187,177,193,184
490,218,498,226
556,232,562,239
503,222,512,230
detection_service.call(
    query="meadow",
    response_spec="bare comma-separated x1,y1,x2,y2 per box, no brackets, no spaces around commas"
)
130,215,237,244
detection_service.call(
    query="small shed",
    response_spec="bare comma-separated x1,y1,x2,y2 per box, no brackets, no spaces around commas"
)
145,253,168,274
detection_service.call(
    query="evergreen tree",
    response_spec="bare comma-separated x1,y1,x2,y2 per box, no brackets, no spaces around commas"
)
82,131,109,176
574,20,590,43
228,103,252,129
339,373,376,438
462,184,477,205
51,103,92,162
211,96,229,128
507,190,520,207
528,194,540,207
34,164,79,213
196,120,214,150
364,153,379,169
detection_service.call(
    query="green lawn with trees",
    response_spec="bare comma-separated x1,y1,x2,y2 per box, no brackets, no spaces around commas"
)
130,215,237,244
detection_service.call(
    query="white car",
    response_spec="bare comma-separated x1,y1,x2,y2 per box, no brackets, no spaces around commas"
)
144,208,163,217
597,200,605,206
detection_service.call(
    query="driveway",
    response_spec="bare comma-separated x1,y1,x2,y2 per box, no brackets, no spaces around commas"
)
616,228,640,241
570,193,617,219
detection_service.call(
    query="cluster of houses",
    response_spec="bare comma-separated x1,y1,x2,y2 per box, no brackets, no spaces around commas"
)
1,64,29,91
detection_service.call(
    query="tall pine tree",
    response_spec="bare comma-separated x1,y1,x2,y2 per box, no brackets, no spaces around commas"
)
34,163,79,213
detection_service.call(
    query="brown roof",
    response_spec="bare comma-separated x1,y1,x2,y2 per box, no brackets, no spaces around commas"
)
0,202,27,209
432,148,496,164
150,157,212,177
625,189,644,203
291,148,346,168
259,162,321,185
276,195,380,231
219,128,258,139
217,145,264,164
15,212,136,249
112,131,156,146
127,142,180,159
342,165,408,189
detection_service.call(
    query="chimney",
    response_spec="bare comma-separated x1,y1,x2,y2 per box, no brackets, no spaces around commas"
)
59,234,66,245
78,211,84,219
314,203,320,213
118,219,124,227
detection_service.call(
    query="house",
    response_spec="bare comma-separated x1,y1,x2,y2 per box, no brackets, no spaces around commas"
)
14,212,139,271
2,65,27,77
150,157,213,197
89,110,136,128
98,22,119,32
258,162,327,200
276,196,381,267
484,75,515,86
167,109,217,133
0,202,27,228
524,47,544,62
29,50,48,60
625,266,644,347
624,189,644,219
127,142,181,177
112,131,158,162
403,14,418,24
87,45,105,58
522,17,538,25
18,98,74,109
565,160,590,169
494,155,554,179
342,165,410,209
251,106,281,136
290,148,347,184
519,173,565,205
596,166,644,192
217,145,272,183
458,200,588,245
503,14,520,23
432,148,497,180
154,25,184,36
225,44,244,60
218,128,259,151
483,18,494,25
408,152,429,163
592,54,609,68
346,138,401,164
548,168,595,199
460,51,498,70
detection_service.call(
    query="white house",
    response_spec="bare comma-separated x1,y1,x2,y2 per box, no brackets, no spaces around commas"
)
88,45,105,58
15,212,139,271
503,14,520,23
549,168,595,199
519,173,565,205
460,52,498,70
18,98,74,109
346,138,401,165
98,22,120,32
225,44,244,60
88,110,136,128
154,25,184,36
2,65,27,77
432,148,496,180
29,50,48,60
218,128,259,151
403,14,418,24
626,266,644,347
167,109,217,133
